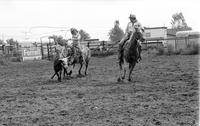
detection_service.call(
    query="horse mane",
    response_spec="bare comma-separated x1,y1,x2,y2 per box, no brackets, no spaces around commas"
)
129,31,139,50
122,30,141,63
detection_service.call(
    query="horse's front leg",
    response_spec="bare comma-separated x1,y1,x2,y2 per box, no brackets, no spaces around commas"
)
118,62,126,82
59,69,62,82
118,62,122,82
128,62,136,82
122,68,126,79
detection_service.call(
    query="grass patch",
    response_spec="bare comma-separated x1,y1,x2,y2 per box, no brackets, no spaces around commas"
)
91,50,116,57
180,44,199,55
0,55,9,66
148,44,199,55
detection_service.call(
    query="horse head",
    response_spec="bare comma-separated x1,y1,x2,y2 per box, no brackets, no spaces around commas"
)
131,28,145,44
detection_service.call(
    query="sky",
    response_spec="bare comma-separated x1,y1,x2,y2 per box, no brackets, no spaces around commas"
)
0,0,200,42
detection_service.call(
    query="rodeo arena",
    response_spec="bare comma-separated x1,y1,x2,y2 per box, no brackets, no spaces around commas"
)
0,25,199,125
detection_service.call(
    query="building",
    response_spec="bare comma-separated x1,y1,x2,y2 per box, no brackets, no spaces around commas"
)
143,27,168,47
167,29,176,38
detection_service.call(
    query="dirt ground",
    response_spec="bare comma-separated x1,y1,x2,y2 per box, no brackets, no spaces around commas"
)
0,52,199,126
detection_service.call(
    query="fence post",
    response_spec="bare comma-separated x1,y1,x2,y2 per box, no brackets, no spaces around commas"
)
50,44,52,60
87,42,90,48
47,44,50,60
175,38,177,51
41,43,44,59
185,37,188,47
2,45,5,54
102,41,106,50
146,40,148,49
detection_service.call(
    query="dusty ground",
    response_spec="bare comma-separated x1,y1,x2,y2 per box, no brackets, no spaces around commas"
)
0,52,199,126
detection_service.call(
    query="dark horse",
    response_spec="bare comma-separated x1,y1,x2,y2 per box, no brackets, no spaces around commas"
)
118,28,145,82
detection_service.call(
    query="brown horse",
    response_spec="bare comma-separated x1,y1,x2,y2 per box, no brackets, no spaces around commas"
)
118,28,145,82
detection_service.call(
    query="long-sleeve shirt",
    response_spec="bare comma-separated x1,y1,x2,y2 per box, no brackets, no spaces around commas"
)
72,32,81,48
125,20,144,34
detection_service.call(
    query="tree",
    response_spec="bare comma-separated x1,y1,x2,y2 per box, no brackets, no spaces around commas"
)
108,20,124,42
0,39,4,45
79,29,90,41
48,35,58,43
6,38,19,47
171,12,192,31
48,35,67,46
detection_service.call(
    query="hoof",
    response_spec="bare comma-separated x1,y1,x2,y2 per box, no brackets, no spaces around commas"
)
128,78,132,82
122,76,125,80
77,74,84,78
68,70,72,75
117,77,122,82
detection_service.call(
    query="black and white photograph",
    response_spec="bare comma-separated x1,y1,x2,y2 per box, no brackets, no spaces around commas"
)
0,0,199,125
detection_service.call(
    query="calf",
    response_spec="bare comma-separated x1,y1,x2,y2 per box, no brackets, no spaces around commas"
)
51,57,72,82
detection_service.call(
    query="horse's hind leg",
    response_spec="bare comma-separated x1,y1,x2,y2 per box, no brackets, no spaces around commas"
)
84,62,88,75
57,69,62,82
128,62,136,82
78,63,83,75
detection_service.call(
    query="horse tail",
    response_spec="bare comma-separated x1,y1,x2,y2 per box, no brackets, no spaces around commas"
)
87,48,91,59
84,47,91,64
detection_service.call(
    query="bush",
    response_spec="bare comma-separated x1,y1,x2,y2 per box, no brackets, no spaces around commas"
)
180,44,199,55
166,43,199,55
13,50,22,57
146,46,167,55
10,56,21,62
156,46,165,55
0,55,8,66
167,45,174,55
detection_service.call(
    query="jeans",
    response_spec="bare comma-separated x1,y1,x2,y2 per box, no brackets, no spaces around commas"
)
118,33,130,61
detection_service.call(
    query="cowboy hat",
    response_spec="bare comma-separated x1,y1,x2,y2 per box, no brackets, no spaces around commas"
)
129,14,136,19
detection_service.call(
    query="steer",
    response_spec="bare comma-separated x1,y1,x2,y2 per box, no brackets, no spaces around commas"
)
51,57,72,82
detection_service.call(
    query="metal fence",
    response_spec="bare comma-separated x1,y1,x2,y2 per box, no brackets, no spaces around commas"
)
142,35,200,52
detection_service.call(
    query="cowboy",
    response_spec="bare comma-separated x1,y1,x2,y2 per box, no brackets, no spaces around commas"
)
118,14,144,62
70,28,82,63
